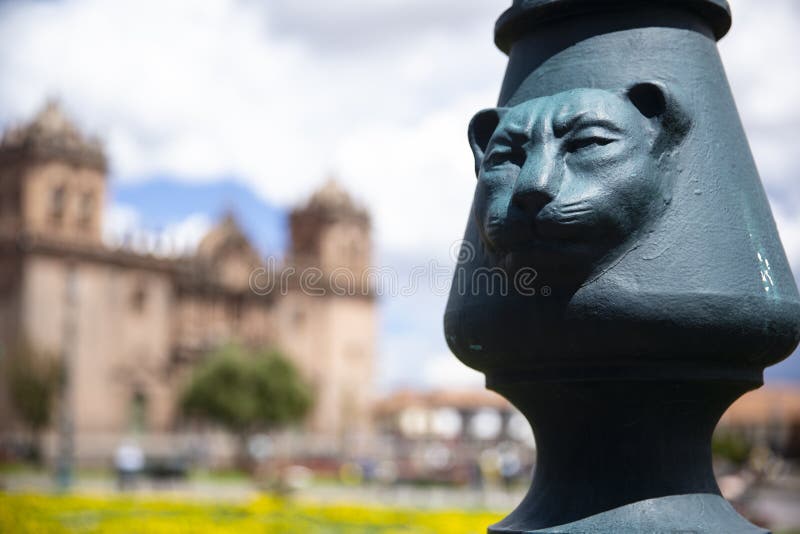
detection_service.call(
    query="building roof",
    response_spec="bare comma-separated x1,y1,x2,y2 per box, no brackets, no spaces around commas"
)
27,100,83,138
374,388,513,415
719,385,800,426
376,385,800,425
299,177,369,221
0,100,107,171
196,212,254,259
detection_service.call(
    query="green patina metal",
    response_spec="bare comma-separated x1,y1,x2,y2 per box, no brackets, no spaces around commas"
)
445,1,799,532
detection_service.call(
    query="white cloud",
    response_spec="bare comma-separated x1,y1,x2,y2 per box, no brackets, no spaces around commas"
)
721,1,800,124
773,204,800,272
1,0,795,262
102,203,141,247
337,94,486,259
103,203,212,256
161,213,214,255
0,0,507,258
718,0,800,273
422,353,484,390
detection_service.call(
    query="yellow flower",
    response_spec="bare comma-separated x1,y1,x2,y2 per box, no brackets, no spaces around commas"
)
0,492,503,534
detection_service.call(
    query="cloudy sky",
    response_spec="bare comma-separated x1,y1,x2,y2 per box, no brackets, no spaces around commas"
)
1,0,798,389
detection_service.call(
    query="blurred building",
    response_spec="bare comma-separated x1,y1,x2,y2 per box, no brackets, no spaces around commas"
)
0,102,375,459
718,386,800,460
373,389,536,484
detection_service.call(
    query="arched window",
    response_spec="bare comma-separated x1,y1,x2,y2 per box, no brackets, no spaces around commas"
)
78,191,94,228
50,185,66,223
348,239,361,265
131,283,147,313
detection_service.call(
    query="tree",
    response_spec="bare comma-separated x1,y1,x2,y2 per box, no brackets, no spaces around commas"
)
4,340,62,463
180,344,313,466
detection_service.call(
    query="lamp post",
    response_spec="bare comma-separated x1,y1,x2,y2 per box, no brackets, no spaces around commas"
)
56,263,77,491
445,1,800,532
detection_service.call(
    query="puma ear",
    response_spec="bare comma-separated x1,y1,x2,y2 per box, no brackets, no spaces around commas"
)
625,81,691,153
468,107,507,177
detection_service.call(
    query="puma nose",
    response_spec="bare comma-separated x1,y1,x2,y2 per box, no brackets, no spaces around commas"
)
511,152,560,215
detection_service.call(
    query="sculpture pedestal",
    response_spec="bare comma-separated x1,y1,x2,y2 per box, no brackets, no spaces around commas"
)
487,378,767,534
506,495,767,534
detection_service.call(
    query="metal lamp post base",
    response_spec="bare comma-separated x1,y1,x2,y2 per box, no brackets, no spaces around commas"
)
484,378,767,534
491,494,768,534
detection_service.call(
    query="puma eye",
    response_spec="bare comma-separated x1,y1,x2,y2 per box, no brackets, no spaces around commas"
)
567,136,615,152
485,150,525,168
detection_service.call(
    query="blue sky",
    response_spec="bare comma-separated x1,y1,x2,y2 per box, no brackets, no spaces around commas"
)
1,0,799,389
109,178,287,255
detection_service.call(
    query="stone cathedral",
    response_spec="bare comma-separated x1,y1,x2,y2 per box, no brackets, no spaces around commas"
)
0,102,376,459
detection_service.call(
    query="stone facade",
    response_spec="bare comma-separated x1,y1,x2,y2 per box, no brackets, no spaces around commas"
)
0,103,376,457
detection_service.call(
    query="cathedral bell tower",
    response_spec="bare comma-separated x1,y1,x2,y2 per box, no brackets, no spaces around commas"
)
0,101,107,245
289,178,371,276
283,178,376,448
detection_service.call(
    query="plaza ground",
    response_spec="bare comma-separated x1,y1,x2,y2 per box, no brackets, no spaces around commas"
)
1,467,799,533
